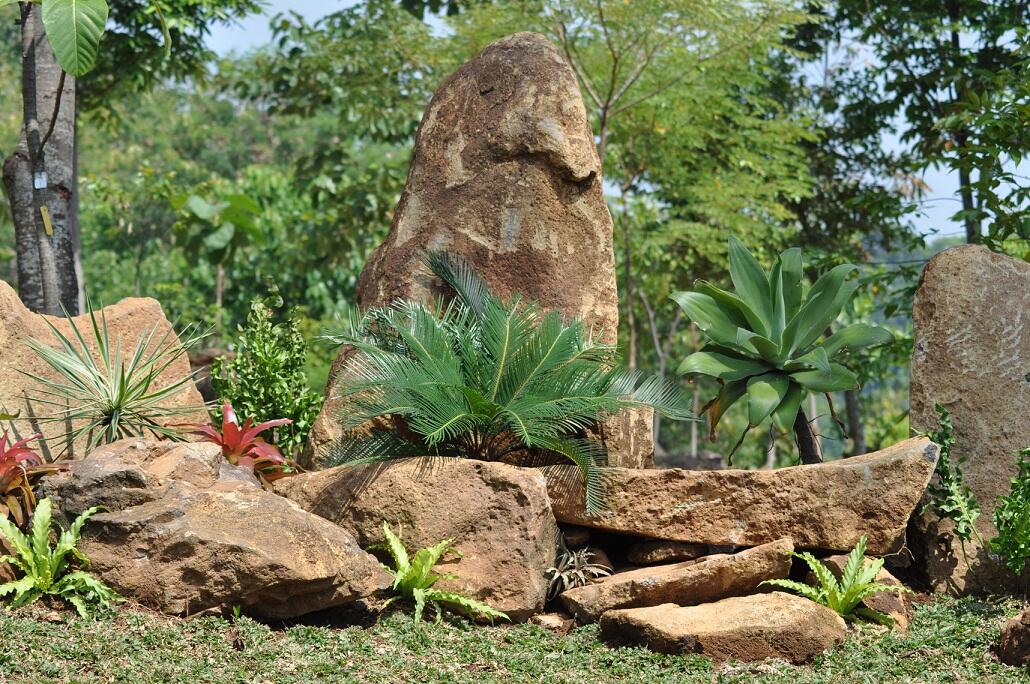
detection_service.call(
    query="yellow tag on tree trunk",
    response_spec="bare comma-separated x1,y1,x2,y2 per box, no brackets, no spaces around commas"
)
39,206,53,236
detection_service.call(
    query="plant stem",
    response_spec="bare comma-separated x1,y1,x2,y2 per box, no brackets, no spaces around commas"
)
794,407,822,464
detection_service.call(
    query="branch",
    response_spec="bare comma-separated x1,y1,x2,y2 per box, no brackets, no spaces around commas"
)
554,18,604,110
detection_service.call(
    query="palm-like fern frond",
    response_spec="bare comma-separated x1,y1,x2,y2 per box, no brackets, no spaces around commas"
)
324,253,692,513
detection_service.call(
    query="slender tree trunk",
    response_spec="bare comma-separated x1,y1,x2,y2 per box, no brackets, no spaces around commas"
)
2,4,81,314
794,407,822,464
958,161,980,244
765,423,777,469
214,263,225,337
620,196,637,372
844,389,865,456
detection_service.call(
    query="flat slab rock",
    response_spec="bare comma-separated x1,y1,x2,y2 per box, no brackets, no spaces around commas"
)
276,457,557,621
600,592,847,664
546,437,938,554
560,538,793,623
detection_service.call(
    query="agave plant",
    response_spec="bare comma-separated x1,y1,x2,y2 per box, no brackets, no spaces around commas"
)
188,402,293,487
377,521,508,624
546,542,613,601
672,238,892,463
0,498,120,617
762,535,911,626
23,297,203,454
325,252,691,512
0,431,60,527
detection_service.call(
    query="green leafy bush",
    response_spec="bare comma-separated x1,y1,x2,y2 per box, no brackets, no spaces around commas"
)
325,252,691,512
377,522,508,624
24,298,201,453
212,299,323,458
0,498,119,617
990,448,1030,575
762,535,911,626
672,237,892,462
923,403,983,558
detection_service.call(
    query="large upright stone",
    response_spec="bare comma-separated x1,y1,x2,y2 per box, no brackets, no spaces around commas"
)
0,282,205,458
306,32,650,468
909,245,1030,594
546,437,938,555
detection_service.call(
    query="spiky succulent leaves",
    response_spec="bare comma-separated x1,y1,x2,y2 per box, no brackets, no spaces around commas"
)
546,546,613,601
0,431,57,526
190,402,292,486
22,296,203,453
762,535,911,626
990,448,1030,575
673,238,891,451
0,498,118,615
325,253,691,514
923,403,983,553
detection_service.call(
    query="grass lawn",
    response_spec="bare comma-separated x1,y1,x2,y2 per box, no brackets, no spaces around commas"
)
0,596,1026,683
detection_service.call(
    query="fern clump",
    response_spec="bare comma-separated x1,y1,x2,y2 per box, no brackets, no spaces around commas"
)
325,252,691,512
762,535,911,626
923,403,984,559
0,498,120,617
990,448,1030,575
377,522,508,624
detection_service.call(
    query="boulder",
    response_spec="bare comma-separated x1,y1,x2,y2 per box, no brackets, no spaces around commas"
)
0,283,205,458
627,540,709,565
275,457,557,621
816,554,914,633
41,439,384,619
909,245,1030,594
306,31,649,470
560,538,793,623
999,607,1030,667
547,437,938,554
600,592,847,664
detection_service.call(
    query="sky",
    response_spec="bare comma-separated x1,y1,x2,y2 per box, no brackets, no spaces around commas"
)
204,0,966,241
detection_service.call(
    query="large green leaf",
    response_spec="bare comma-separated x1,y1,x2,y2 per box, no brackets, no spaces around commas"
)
41,0,110,77
791,363,859,392
789,265,859,353
771,381,804,431
822,324,894,357
728,236,773,333
746,374,789,426
704,378,747,437
694,280,767,338
778,248,804,317
677,351,769,381
670,291,747,349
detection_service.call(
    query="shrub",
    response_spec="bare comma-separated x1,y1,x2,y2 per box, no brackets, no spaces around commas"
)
23,298,201,453
922,403,983,560
325,252,691,512
762,535,911,626
188,402,294,488
671,237,892,463
0,498,120,617
546,539,612,601
212,299,323,458
990,448,1030,575
377,521,508,624
0,431,61,526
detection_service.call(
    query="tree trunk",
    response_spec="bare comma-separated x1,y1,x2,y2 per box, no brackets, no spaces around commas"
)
844,389,865,457
2,4,81,315
215,262,225,337
793,407,822,464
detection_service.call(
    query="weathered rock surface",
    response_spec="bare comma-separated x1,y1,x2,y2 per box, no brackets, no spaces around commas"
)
999,608,1030,667
909,245,1030,595
0,283,205,458
627,540,709,565
276,457,557,620
547,437,938,554
817,554,914,632
530,612,575,635
600,592,847,664
307,32,648,470
560,539,793,623
42,439,384,619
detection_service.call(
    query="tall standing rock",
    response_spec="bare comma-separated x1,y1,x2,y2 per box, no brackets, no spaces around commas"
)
909,245,1030,594
307,32,650,467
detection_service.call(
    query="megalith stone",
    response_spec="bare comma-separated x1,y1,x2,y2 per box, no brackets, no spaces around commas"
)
909,245,1030,594
305,32,650,469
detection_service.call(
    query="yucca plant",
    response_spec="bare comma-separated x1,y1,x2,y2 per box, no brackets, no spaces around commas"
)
0,431,62,526
22,297,203,454
325,252,691,512
377,521,509,624
188,401,294,488
672,237,892,463
762,535,911,626
0,498,120,617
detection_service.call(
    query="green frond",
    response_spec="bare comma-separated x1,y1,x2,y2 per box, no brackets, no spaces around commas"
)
852,606,895,627
428,589,510,623
840,535,868,591
423,251,491,319
381,522,410,576
760,578,826,604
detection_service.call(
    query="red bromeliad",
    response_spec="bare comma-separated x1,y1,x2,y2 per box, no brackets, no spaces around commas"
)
0,431,57,526
191,402,293,486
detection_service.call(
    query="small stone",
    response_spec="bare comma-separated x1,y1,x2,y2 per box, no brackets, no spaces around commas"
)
627,540,708,565
530,612,575,635
999,608,1030,667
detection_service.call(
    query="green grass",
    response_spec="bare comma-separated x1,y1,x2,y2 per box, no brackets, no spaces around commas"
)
0,596,1025,683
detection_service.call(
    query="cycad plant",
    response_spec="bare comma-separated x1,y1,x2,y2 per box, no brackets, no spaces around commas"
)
23,298,203,454
672,238,892,463
762,535,911,627
377,522,508,624
326,252,691,512
0,498,120,617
